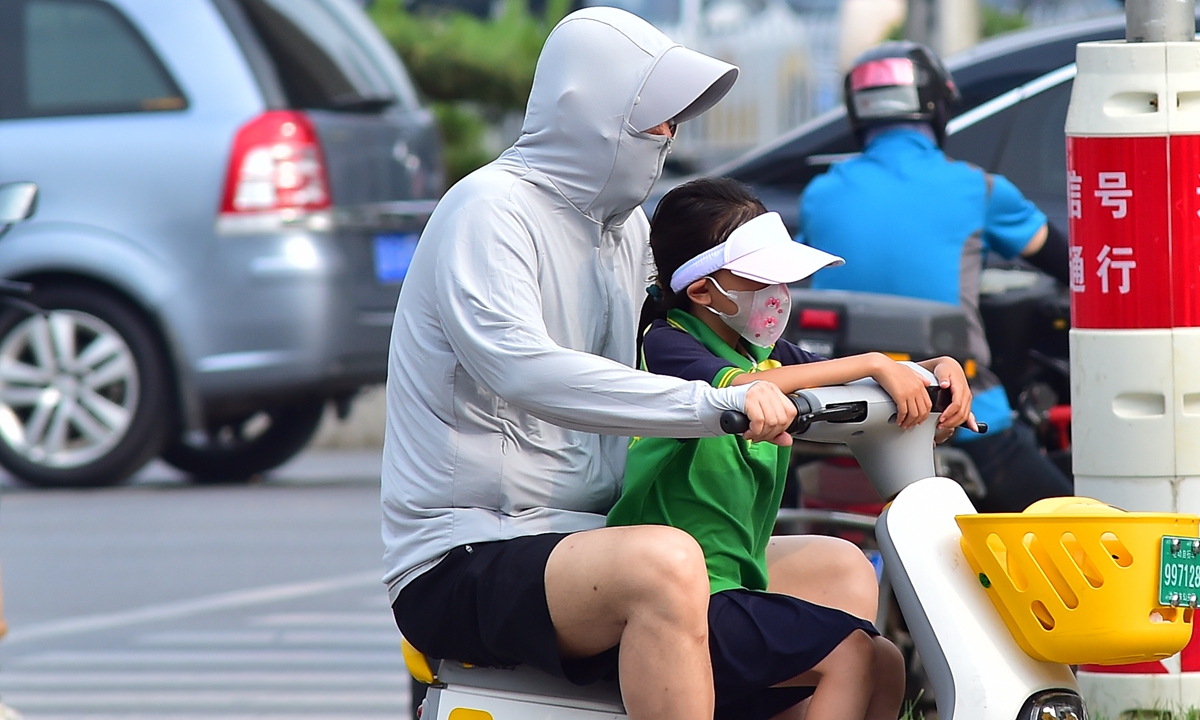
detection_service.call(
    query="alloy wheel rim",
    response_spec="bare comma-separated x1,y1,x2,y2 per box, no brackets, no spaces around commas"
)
0,311,139,468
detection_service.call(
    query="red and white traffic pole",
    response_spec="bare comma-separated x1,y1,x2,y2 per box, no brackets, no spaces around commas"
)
1067,0,1200,715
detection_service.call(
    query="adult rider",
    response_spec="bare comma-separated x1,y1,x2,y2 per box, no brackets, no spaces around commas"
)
798,41,1073,513
382,9,883,720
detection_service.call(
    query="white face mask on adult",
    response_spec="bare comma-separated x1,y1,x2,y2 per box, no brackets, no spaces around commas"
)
705,277,791,348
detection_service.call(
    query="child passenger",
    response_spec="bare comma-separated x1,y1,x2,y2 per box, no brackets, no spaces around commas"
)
607,178,975,720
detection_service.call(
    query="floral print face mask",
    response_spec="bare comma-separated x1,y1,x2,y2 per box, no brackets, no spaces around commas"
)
705,277,791,348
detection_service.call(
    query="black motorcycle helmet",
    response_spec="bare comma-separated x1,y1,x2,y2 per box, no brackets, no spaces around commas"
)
843,41,961,148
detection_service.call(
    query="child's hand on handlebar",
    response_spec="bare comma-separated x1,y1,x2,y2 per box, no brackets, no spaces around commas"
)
929,357,974,433
871,356,933,429
935,412,980,444
743,381,797,446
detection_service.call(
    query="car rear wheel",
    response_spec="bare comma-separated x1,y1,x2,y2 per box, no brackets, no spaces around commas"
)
0,285,173,487
160,400,326,483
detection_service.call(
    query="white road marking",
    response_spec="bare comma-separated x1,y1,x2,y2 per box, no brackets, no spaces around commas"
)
252,613,394,628
12,650,401,667
0,671,404,688
359,594,392,609
133,630,401,647
4,571,381,645
18,716,400,720
137,631,278,646
2,691,406,709
280,631,401,646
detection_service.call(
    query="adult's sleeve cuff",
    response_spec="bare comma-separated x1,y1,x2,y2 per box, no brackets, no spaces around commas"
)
697,382,753,435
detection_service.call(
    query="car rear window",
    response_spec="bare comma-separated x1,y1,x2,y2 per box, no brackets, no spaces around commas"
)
234,0,406,112
0,0,187,120
993,80,1072,199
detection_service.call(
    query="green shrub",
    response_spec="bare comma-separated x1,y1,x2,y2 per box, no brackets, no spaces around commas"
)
430,102,494,185
981,5,1028,38
370,0,569,183
885,5,1028,45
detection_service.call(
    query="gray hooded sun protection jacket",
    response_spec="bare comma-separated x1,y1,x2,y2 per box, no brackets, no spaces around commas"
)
382,8,742,600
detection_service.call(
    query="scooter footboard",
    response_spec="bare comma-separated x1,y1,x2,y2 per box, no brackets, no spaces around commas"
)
427,686,626,720
876,477,1079,720
425,662,626,720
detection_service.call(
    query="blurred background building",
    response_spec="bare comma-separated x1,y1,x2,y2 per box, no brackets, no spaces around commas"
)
369,0,1121,178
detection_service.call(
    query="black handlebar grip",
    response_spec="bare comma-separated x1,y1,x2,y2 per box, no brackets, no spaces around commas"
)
929,386,988,433
929,385,952,413
721,394,813,436
720,410,750,435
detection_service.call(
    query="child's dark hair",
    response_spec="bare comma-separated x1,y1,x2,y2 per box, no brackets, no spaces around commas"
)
638,177,767,353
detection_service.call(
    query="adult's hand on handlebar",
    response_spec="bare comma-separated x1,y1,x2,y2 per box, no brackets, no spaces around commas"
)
871,356,933,430
743,381,796,446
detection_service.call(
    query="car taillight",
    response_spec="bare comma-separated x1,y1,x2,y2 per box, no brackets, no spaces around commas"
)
799,308,839,331
220,111,330,215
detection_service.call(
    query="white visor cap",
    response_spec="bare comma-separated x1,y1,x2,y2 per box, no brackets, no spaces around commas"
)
669,212,844,293
630,45,739,133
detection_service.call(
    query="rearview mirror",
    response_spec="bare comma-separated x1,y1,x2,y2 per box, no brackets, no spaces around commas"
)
0,183,38,225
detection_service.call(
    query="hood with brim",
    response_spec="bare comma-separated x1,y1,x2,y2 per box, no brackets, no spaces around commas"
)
510,8,737,225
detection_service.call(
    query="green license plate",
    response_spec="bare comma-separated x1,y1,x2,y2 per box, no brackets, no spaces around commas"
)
1160,535,1200,606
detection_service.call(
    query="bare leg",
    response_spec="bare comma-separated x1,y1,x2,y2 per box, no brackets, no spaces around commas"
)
764,535,903,719
774,633,905,720
544,525,713,720
771,697,809,720
864,637,906,720
765,535,879,621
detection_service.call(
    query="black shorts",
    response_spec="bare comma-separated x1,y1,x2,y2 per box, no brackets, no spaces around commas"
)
393,533,879,720
709,588,879,720
393,533,618,685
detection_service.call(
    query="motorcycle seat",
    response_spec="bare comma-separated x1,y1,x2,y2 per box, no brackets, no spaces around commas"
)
437,660,625,711
402,639,624,712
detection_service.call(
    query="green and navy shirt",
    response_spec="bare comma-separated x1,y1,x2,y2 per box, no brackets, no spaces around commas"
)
607,309,822,594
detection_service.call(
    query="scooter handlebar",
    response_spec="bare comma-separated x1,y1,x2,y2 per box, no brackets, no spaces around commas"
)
719,385,986,436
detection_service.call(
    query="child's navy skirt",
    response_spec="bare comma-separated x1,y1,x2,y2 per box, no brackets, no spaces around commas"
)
709,588,881,720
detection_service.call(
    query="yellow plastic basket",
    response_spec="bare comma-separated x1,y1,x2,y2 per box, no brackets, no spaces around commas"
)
956,497,1199,665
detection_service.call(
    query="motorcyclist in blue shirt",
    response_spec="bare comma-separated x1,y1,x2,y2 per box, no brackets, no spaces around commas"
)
798,41,1073,513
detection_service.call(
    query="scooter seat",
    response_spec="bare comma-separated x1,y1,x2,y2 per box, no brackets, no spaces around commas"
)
435,659,625,711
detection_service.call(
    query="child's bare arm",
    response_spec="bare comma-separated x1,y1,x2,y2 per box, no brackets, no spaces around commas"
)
729,352,933,428
729,352,887,394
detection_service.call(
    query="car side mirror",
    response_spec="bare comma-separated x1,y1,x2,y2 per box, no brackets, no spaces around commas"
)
0,183,38,226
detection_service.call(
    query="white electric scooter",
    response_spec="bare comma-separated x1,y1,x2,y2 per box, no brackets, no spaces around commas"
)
403,375,1088,720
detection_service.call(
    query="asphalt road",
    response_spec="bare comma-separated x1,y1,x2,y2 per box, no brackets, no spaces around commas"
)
0,449,410,720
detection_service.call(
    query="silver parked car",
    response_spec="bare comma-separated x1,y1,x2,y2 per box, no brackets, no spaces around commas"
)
0,0,442,486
